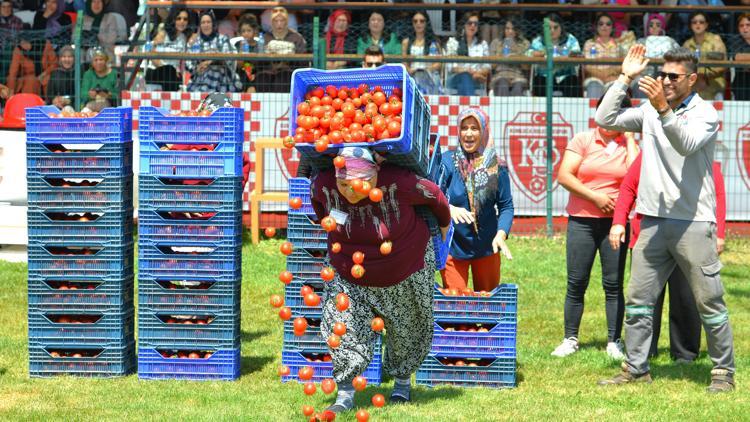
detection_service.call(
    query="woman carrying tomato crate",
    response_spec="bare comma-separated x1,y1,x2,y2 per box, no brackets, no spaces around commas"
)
438,107,515,292
310,147,451,414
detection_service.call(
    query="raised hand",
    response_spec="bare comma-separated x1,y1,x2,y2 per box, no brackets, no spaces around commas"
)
638,75,669,111
622,44,649,79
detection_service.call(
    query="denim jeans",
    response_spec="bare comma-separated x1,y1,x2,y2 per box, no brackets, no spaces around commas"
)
448,72,478,96
564,216,628,342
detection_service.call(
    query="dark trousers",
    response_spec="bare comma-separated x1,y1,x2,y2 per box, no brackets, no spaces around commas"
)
145,66,180,92
564,216,629,342
648,265,702,361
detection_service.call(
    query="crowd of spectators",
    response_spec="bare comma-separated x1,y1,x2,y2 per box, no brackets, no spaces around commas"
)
2,1,750,112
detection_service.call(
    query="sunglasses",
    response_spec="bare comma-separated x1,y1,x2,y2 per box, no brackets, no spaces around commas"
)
691,19,706,24
657,71,688,81
364,61,383,68
466,21,479,26
598,21,613,27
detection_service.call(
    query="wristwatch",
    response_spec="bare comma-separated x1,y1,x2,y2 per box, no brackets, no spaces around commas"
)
657,106,671,115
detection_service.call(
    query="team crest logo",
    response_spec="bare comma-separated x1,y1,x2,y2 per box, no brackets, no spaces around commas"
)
503,112,571,203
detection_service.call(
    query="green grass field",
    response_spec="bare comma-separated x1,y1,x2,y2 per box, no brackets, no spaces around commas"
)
1,236,748,421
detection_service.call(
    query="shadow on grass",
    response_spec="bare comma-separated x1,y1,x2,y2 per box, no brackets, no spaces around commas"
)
241,329,271,343
726,285,750,299
0,367,6,376
240,355,274,376
649,359,713,385
349,382,465,408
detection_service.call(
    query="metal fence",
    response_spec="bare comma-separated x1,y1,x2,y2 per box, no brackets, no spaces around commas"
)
2,2,750,236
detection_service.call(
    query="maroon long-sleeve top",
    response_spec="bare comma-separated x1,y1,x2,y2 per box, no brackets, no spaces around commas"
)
311,165,451,288
613,152,726,249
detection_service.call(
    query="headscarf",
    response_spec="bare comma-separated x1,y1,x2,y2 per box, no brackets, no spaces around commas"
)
335,147,379,180
42,0,66,38
645,13,666,37
85,0,104,29
452,107,504,232
198,10,217,42
325,9,350,55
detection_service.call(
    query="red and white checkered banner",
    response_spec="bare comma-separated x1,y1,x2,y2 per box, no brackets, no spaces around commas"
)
122,92,750,220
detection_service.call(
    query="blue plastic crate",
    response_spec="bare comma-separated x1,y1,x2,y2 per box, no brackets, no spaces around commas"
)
138,106,243,178
283,316,383,352
29,342,135,378
416,355,516,388
28,275,134,308
288,177,315,216
287,214,327,250
139,232,242,249
281,350,382,385
430,319,517,358
138,175,242,211
433,222,453,271
137,309,240,349
27,242,134,279
138,209,242,245
27,208,133,244
138,276,241,309
138,242,241,279
427,134,443,183
28,307,134,346
138,348,240,381
286,248,327,279
292,65,431,176
27,141,133,177
433,284,518,323
27,176,133,209
25,106,132,143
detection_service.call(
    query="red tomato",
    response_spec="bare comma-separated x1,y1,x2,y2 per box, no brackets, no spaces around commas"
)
289,197,303,209
337,87,349,100
303,382,317,395
387,120,401,137
351,130,366,143
379,241,392,255
372,116,387,133
354,111,369,125
379,102,391,116
371,317,384,332
283,136,295,149
372,85,383,93
304,293,321,307
352,97,362,108
364,102,379,118
358,181,371,195
331,98,344,111
391,87,402,98
269,294,284,308
335,293,350,312
264,227,276,238
278,365,291,376
302,405,315,417
279,306,292,321
355,409,370,422
368,188,383,202
280,242,293,255
372,91,387,106
320,267,335,282
329,130,344,144
326,85,338,98
389,98,403,115
352,375,367,392
350,264,365,279
294,317,308,333
371,394,385,408
321,378,336,394
331,242,342,253
300,285,314,296
314,139,329,153
297,102,311,116
352,251,365,264
333,322,347,336
333,156,346,169
279,271,294,285
321,95,333,106
341,103,356,118
311,105,325,119
358,83,369,95
327,334,341,348
321,216,337,232
310,87,325,98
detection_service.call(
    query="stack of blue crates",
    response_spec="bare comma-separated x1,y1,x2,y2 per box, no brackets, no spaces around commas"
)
416,284,518,388
136,106,244,381
281,177,383,385
25,106,135,377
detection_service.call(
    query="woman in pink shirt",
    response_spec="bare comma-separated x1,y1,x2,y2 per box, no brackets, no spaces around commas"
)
551,96,639,360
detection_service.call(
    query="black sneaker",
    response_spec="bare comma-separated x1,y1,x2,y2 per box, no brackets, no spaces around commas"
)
707,369,735,394
598,363,653,386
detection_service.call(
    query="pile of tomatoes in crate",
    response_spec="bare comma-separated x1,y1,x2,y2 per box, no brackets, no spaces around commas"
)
285,84,405,153
47,111,100,118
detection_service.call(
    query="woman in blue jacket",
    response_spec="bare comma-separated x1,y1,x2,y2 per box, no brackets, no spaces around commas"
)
439,107,514,292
